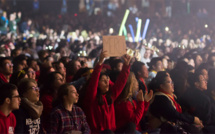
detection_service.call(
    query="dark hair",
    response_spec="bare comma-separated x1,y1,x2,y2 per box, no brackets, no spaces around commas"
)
66,60,80,75
132,61,145,79
148,71,169,92
0,83,17,105
27,58,37,67
18,78,37,97
195,63,210,75
13,54,27,66
40,72,62,95
97,72,112,105
110,59,123,70
52,83,72,107
148,57,162,71
10,70,27,86
116,72,136,103
52,61,63,71
0,57,11,68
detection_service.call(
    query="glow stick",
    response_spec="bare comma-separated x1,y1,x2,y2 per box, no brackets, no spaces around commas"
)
142,19,150,40
119,9,130,35
135,19,142,42
128,24,135,42
123,26,128,40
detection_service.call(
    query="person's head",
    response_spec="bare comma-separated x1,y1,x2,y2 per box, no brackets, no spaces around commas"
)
11,48,22,58
110,59,123,72
191,67,208,91
162,57,168,70
52,62,66,77
0,83,20,111
66,60,81,76
38,50,49,62
195,63,209,81
98,73,110,94
132,61,148,79
56,84,79,106
27,58,39,71
13,54,28,72
42,72,65,95
149,71,174,95
117,72,138,102
24,67,36,79
148,57,163,72
0,57,13,75
10,70,28,86
167,59,174,71
192,54,203,68
18,78,39,104
144,49,152,59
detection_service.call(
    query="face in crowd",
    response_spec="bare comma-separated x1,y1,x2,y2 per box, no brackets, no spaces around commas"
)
23,81,40,104
64,85,79,104
160,75,174,96
139,65,149,79
153,60,163,72
10,89,21,110
0,59,13,75
98,74,110,94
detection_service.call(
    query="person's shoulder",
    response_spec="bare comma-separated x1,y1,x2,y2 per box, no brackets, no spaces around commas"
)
73,105,85,114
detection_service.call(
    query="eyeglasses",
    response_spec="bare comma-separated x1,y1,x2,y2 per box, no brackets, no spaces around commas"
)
28,70,35,74
29,87,40,92
5,63,14,67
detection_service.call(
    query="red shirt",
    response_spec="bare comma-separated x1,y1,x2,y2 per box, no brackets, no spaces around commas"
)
0,111,16,134
83,64,130,133
115,100,149,131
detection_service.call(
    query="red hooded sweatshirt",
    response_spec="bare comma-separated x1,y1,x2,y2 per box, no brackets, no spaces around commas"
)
0,111,16,134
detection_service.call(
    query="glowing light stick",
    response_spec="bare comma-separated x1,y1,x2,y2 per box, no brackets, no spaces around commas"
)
119,9,130,35
123,26,128,40
142,19,150,40
135,19,142,42
128,24,135,42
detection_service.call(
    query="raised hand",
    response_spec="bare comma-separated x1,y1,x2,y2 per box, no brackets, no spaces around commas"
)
136,90,144,102
144,90,153,102
98,50,108,65
194,117,204,128
122,54,131,65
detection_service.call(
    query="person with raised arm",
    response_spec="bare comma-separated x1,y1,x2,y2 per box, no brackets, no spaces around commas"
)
83,51,131,133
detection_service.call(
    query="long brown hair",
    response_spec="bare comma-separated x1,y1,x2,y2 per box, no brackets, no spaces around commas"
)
116,72,136,103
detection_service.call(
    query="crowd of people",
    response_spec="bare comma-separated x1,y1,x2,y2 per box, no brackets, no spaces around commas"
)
0,4,215,133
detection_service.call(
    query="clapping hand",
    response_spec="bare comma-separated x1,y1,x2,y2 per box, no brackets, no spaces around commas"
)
144,90,153,102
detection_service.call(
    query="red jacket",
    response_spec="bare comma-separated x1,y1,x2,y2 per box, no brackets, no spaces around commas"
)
0,111,16,134
83,64,130,133
115,100,150,131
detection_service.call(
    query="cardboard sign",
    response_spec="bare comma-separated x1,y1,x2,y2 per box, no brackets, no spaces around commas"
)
103,36,126,57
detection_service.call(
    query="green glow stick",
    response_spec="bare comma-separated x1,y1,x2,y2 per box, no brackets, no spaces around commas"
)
123,26,128,40
135,19,142,42
119,9,130,36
